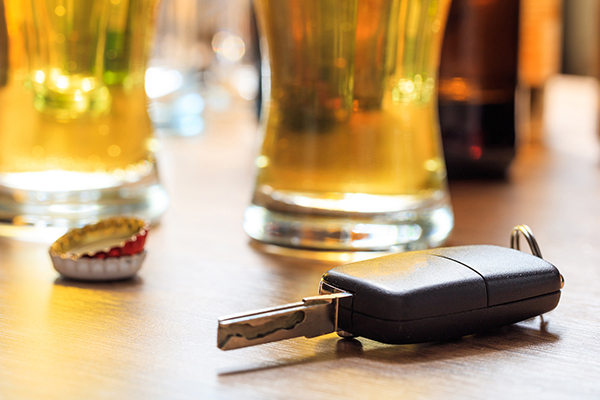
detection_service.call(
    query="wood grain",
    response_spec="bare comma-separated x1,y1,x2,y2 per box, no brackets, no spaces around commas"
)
0,78,599,399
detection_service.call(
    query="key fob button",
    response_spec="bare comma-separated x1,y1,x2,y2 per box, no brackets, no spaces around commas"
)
322,252,487,321
428,245,563,306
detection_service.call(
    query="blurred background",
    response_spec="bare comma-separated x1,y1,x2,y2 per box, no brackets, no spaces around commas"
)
146,0,259,137
146,0,600,178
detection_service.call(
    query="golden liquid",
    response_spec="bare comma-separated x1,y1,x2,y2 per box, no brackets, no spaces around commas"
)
253,0,451,200
0,0,158,177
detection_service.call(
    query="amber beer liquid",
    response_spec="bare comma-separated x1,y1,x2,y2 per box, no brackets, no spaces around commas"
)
0,0,167,236
245,0,454,251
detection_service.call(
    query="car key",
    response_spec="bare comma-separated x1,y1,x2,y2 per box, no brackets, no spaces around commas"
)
217,225,563,350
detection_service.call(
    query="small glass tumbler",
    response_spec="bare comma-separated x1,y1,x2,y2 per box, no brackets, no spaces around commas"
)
0,0,168,238
244,0,454,251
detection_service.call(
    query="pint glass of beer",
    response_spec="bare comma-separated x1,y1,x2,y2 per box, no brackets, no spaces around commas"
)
0,0,167,238
245,0,454,251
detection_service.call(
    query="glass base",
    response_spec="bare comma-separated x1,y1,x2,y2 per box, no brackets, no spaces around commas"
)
0,167,168,241
244,189,454,251
249,240,399,263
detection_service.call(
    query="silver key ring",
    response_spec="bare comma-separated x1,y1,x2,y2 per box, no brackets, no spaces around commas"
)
510,224,564,289
510,224,543,259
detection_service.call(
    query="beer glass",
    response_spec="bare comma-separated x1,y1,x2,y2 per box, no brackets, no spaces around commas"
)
0,0,167,238
245,0,454,251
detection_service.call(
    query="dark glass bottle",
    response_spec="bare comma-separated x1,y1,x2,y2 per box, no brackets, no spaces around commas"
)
438,0,520,179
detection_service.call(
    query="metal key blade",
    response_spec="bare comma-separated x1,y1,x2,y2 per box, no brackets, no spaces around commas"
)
217,292,352,350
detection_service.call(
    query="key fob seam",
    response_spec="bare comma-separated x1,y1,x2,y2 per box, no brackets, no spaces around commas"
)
430,254,491,307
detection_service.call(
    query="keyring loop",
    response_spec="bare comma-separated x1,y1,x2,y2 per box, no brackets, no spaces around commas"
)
510,224,543,259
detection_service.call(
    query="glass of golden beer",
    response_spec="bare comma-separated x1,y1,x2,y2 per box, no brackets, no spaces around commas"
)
245,0,454,251
0,0,167,238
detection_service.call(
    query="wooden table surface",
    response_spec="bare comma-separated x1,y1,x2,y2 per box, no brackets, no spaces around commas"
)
1,76,599,399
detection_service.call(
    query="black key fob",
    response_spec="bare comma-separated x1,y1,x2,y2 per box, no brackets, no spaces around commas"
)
320,245,563,344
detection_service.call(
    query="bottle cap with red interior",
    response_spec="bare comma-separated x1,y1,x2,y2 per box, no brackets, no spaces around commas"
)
49,217,150,281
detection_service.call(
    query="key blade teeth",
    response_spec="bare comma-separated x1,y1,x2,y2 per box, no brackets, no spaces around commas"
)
217,306,307,350
217,292,352,350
